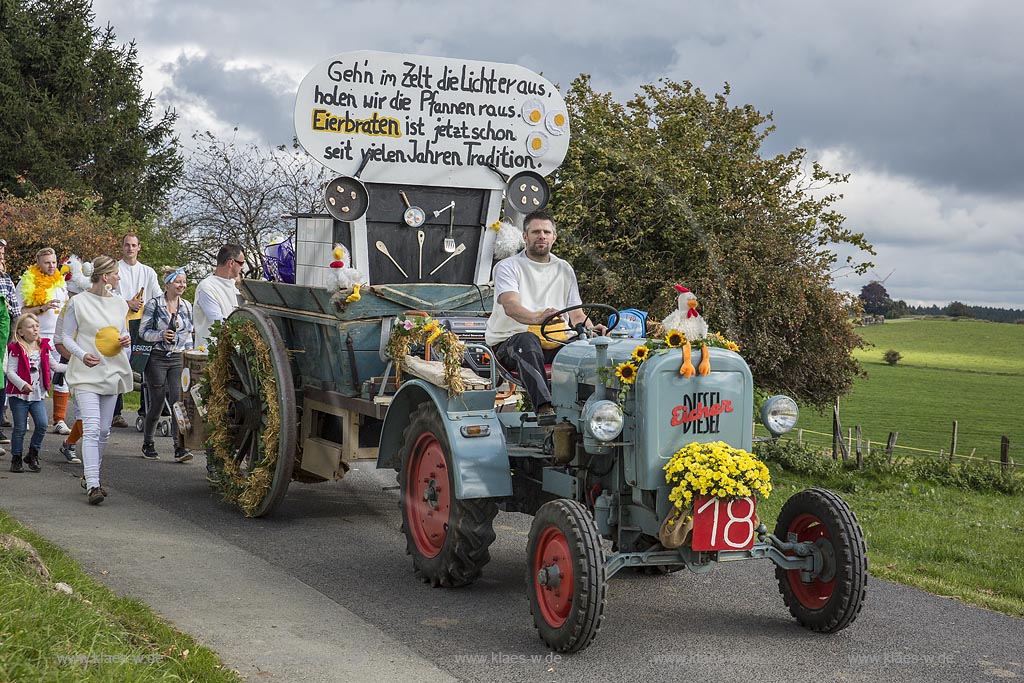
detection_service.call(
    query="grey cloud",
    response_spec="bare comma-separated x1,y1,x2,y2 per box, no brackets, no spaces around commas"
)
160,54,297,144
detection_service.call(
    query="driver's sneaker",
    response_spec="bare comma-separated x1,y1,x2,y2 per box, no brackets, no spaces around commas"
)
52,420,71,435
536,404,557,426
60,442,81,464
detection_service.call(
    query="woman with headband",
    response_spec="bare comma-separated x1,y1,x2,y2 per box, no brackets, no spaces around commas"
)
139,266,194,462
61,255,132,505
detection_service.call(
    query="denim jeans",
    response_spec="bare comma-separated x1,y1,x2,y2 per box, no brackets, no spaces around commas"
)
143,351,182,448
9,396,48,457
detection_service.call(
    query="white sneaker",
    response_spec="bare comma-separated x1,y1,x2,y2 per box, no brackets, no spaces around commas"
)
52,420,72,435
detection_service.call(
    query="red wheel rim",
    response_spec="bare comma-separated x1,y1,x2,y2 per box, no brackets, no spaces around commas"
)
406,432,451,559
533,526,574,627
786,513,835,607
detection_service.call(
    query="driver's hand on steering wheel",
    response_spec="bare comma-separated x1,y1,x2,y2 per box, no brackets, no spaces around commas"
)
535,307,561,325
590,323,608,337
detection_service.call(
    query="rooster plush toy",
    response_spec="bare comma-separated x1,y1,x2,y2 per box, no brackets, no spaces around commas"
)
661,285,711,378
329,243,365,303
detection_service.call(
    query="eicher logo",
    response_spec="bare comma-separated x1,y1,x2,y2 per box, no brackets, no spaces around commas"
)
670,392,733,434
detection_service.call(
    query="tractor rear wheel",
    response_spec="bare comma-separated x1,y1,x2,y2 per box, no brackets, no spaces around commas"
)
527,499,606,653
775,488,867,632
398,403,497,587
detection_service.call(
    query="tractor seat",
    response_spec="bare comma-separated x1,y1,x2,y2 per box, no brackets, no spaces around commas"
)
488,351,552,386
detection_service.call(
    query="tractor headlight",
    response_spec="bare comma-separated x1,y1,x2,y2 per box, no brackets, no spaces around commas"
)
761,395,799,437
582,398,623,442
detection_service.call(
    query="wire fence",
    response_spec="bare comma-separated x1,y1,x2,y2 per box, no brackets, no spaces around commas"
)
754,423,1018,472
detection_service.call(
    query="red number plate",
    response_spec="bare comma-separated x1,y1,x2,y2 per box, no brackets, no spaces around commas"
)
690,495,757,551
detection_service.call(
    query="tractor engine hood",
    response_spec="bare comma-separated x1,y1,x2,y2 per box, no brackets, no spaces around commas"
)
550,338,755,491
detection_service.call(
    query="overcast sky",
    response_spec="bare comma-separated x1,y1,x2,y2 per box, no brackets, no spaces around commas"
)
92,0,1024,308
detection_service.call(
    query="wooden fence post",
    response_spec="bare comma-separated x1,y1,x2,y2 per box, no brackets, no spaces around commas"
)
950,421,958,463
1001,436,1011,474
832,400,849,461
856,425,863,469
885,431,899,464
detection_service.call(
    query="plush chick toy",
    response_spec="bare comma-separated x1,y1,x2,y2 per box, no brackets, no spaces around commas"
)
329,243,365,303
662,285,711,378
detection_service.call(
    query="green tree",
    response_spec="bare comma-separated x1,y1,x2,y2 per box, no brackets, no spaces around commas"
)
551,76,875,407
0,0,181,220
945,301,972,318
170,132,326,274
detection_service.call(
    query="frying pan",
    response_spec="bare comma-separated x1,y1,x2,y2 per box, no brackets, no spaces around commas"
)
399,190,426,227
485,162,550,212
325,153,371,222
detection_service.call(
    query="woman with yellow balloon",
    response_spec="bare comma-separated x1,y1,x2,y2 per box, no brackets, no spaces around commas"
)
61,256,132,505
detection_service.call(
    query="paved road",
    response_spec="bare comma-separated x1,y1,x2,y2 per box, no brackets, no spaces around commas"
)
2,426,1022,683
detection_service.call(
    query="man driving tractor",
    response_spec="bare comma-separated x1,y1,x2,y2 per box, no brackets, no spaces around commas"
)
485,210,606,425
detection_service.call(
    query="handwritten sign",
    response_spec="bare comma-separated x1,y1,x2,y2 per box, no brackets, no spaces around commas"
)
294,51,570,189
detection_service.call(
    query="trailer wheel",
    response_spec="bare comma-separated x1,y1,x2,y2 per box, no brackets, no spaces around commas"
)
527,499,606,653
398,403,497,587
775,488,867,633
212,307,297,517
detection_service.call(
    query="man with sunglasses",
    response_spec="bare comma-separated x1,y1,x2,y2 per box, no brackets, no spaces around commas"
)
194,244,245,352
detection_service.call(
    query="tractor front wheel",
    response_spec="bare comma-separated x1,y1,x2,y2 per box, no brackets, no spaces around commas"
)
527,499,606,653
398,403,497,587
775,488,867,633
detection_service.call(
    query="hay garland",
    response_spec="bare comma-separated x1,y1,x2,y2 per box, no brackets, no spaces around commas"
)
385,314,467,397
202,318,281,516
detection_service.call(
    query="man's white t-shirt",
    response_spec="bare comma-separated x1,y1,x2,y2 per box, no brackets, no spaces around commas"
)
117,259,161,306
484,251,582,346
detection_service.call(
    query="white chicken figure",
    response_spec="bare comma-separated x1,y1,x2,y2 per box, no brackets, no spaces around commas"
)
329,243,365,303
661,285,710,378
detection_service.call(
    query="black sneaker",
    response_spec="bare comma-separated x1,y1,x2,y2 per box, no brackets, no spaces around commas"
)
173,449,194,463
141,442,159,460
0,430,10,445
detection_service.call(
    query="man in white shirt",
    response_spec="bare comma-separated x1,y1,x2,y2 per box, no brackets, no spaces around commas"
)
484,211,605,425
111,233,161,428
194,243,245,350
15,247,71,434
194,244,245,478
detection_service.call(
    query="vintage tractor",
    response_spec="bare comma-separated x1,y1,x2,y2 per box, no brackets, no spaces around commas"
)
187,49,866,654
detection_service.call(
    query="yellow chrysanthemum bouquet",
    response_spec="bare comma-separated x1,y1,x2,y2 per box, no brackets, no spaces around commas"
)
663,441,772,509
659,441,771,548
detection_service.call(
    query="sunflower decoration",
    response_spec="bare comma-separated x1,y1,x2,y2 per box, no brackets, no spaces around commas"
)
665,330,685,348
631,345,651,363
614,361,638,385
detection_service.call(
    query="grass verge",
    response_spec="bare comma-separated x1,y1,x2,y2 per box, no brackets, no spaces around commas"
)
0,510,243,683
755,451,1024,618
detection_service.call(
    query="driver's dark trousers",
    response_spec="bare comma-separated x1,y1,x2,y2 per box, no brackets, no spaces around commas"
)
493,332,558,411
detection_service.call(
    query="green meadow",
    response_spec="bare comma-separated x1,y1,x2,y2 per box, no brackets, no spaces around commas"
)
790,318,1023,465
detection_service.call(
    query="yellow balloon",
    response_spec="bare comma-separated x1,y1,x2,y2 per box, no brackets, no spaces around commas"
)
95,326,122,357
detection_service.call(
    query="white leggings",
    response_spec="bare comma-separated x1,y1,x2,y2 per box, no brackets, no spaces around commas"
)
77,391,117,489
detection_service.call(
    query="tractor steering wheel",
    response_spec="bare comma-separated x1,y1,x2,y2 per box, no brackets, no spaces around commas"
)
539,303,621,347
